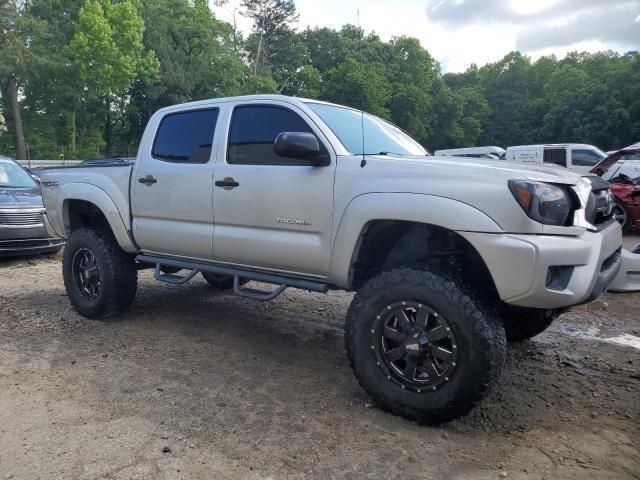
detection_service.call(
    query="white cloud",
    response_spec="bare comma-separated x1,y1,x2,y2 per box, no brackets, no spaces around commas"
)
212,0,640,72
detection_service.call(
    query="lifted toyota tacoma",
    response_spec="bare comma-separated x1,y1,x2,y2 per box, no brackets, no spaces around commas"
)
39,95,622,423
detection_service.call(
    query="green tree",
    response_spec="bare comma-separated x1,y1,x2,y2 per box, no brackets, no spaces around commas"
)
322,58,390,118
66,0,159,155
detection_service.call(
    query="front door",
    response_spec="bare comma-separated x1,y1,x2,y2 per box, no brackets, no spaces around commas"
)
212,102,336,276
131,108,220,260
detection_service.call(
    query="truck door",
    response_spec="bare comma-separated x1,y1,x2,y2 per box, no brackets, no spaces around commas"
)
131,108,219,260
211,102,336,276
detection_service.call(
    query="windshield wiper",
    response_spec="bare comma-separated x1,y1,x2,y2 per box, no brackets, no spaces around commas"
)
364,151,397,156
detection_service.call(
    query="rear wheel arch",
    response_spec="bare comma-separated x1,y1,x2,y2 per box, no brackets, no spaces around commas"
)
61,192,137,253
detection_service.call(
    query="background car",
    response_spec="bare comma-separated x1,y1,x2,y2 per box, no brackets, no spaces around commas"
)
0,156,65,256
591,143,640,233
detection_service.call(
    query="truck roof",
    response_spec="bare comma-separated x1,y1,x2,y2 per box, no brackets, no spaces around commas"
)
507,144,598,150
154,95,344,115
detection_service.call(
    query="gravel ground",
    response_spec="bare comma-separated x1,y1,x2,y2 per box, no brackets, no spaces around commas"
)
0,245,639,480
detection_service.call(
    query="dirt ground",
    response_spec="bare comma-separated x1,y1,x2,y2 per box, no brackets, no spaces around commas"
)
1,237,639,480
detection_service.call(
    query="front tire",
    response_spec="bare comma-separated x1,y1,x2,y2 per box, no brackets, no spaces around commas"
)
345,268,506,424
63,228,137,319
501,306,562,342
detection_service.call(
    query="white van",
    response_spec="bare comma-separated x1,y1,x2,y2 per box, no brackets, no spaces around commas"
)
434,146,505,160
505,144,606,174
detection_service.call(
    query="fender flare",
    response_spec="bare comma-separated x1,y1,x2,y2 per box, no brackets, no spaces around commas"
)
329,193,503,288
59,183,138,253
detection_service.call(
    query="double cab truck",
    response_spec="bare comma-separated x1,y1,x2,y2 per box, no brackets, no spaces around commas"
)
40,95,623,423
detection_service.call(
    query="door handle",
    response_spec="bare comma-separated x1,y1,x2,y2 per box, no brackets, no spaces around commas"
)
215,177,240,190
138,175,157,186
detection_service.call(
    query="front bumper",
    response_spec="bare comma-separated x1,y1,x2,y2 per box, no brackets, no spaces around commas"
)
0,221,65,257
460,221,623,309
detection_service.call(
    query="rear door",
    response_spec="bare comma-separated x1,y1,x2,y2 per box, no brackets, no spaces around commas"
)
131,108,220,260
211,101,336,276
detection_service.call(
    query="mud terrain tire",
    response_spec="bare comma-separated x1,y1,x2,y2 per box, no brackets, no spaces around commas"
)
345,267,506,424
63,228,137,319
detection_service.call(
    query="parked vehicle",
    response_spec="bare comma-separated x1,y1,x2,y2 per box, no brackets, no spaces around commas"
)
39,95,622,423
505,144,606,174
434,146,505,160
0,157,65,256
590,143,640,233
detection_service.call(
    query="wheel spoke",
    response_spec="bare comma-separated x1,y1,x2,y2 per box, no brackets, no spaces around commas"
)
422,360,439,380
426,325,449,342
432,346,454,362
383,326,406,343
386,346,405,362
404,358,418,380
415,308,429,329
397,309,413,333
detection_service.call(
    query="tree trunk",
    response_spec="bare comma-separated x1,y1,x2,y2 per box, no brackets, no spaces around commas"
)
70,108,77,154
104,99,112,157
7,76,27,160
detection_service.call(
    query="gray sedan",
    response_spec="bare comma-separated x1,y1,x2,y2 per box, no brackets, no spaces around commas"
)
0,157,64,256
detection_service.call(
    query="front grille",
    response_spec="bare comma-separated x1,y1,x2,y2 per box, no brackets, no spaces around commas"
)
0,210,44,226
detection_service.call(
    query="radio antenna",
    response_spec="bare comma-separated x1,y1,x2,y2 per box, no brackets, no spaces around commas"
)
360,109,367,168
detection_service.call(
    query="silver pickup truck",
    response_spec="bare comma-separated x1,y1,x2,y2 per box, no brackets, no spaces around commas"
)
40,95,622,423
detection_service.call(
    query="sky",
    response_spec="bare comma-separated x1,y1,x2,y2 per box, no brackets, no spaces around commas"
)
213,0,640,72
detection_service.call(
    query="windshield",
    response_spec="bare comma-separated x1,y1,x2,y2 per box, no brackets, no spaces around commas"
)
0,161,37,188
307,103,427,156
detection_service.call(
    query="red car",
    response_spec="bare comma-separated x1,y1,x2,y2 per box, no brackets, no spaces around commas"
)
591,143,640,233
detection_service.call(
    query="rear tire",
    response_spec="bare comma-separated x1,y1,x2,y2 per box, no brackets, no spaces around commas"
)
501,306,562,342
345,267,506,424
63,228,137,319
201,272,247,290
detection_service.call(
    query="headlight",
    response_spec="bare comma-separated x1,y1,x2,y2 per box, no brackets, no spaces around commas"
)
508,180,574,226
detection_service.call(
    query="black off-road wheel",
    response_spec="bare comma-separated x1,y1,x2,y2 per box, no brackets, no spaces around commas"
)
63,228,137,319
201,272,248,290
501,306,563,342
345,268,506,424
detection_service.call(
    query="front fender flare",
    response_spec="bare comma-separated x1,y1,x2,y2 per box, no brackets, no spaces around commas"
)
329,193,503,288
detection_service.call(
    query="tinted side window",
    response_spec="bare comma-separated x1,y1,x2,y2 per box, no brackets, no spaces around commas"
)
543,148,567,167
572,149,602,166
228,106,327,165
153,109,219,163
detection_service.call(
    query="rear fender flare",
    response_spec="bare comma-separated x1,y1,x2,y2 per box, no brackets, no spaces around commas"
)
60,183,137,253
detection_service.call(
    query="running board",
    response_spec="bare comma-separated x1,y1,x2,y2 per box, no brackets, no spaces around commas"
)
136,255,329,301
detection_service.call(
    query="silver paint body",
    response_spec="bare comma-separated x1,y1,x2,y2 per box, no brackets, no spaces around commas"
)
40,95,623,309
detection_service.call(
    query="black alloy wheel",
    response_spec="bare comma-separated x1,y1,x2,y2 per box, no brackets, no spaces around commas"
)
373,301,458,392
73,247,102,300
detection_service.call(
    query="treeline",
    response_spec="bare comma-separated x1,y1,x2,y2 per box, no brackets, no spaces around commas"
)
1,0,639,160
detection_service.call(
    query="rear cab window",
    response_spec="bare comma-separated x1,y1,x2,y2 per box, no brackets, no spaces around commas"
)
152,109,219,163
227,105,329,166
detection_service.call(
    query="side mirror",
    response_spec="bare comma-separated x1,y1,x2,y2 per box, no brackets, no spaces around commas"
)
274,132,327,165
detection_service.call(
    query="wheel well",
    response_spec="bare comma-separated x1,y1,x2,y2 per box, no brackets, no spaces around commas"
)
350,220,499,299
65,200,110,235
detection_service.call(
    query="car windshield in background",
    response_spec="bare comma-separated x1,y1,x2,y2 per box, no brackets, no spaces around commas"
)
0,161,37,188
307,103,427,156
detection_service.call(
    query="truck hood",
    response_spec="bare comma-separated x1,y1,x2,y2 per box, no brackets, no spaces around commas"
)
0,187,44,209
351,154,589,234
369,154,583,185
